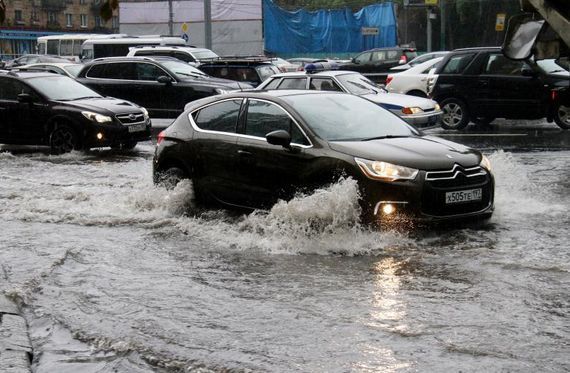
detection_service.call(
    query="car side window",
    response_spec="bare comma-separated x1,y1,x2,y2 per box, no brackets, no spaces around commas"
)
174,52,194,63
262,78,281,90
245,100,309,145
484,54,528,75
87,63,136,80
441,53,475,74
136,63,167,81
192,99,242,133
277,78,306,90
386,50,399,60
355,52,372,64
309,78,342,92
0,78,35,100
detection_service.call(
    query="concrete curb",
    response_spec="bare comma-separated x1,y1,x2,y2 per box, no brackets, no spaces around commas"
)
0,295,32,373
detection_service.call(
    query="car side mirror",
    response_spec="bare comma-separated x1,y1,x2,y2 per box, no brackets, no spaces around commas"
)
266,130,291,148
157,75,172,84
17,93,34,103
352,57,358,64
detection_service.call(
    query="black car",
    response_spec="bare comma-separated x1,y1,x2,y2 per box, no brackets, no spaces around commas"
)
429,47,570,130
76,56,251,118
153,91,494,225
0,70,151,153
197,57,281,87
341,47,418,84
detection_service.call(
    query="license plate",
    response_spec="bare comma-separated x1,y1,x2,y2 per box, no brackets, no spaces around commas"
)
445,188,482,204
127,123,146,133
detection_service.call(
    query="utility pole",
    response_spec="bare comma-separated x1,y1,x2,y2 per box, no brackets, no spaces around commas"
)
168,0,173,36
426,8,432,52
204,0,212,49
440,0,445,50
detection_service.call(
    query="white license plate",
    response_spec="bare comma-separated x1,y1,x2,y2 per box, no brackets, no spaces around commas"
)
127,123,146,133
445,188,482,204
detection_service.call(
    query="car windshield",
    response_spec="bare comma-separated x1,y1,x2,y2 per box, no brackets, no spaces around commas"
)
161,60,208,78
336,73,383,95
27,75,102,101
193,50,218,60
283,93,418,141
536,59,569,75
63,64,83,77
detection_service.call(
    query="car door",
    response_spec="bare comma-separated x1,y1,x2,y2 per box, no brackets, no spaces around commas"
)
82,62,136,102
235,99,314,208
0,77,48,144
132,62,173,116
189,98,244,205
475,53,545,118
352,51,374,74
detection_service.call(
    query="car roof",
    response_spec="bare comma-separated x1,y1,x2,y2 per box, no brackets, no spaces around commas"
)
449,46,501,53
22,62,79,67
0,70,63,79
198,57,276,66
90,56,178,64
263,70,359,79
131,45,214,53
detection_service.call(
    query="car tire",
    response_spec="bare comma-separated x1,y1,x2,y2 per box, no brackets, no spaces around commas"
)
440,98,470,130
472,117,495,126
49,125,79,154
156,167,188,190
554,103,570,130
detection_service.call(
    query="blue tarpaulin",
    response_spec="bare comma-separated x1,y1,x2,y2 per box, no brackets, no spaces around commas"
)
263,1,397,54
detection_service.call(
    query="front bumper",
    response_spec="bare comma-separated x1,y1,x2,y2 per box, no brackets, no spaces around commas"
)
398,110,443,129
84,118,152,148
359,166,495,224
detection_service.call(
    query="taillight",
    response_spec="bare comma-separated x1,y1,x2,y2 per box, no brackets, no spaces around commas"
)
551,90,559,101
399,55,407,64
385,75,393,86
157,131,165,145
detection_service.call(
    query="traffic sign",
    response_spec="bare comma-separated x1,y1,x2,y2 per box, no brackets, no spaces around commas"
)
181,33,189,43
361,27,379,36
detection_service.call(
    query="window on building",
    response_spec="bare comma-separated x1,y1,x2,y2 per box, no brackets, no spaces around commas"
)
31,9,39,22
80,14,88,28
95,16,101,27
15,10,23,23
48,12,57,24
66,14,72,27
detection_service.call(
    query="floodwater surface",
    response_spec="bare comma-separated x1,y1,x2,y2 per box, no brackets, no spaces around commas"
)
0,140,568,372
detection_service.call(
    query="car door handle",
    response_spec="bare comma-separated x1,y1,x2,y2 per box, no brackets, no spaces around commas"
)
420,77,427,82
237,150,252,156
478,80,489,87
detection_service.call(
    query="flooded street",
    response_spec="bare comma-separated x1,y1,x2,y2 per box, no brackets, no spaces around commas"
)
1,121,569,372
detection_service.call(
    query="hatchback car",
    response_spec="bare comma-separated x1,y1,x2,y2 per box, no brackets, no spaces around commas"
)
153,91,494,225
198,57,281,87
0,70,151,153
430,47,570,130
76,56,251,118
385,57,444,97
341,47,418,83
256,67,442,129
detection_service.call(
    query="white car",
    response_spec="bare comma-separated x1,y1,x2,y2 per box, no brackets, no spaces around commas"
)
18,62,84,78
385,57,444,97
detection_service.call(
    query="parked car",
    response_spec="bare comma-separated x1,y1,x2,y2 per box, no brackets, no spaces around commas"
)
385,57,444,97
287,57,330,70
153,91,494,225
429,47,570,130
18,62,84,78
0,70,151,153
255,67,442,129
389,51,449,72
198,57,281,87
3,54,71,69
271,57,299,72
341,46,418,83
76,56,251,118
126,45,219,66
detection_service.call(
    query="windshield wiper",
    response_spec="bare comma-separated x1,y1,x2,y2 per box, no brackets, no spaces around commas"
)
72,96,100,100
361,135,409,141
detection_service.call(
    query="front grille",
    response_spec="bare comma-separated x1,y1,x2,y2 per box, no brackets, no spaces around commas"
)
422,164,492,217
116,113,145,125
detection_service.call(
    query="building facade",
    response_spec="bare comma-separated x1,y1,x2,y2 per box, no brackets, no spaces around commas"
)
1,0,119,59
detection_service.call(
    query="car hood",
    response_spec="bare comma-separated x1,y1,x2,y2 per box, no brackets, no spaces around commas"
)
329,135,480,170
57,97,143,115
179,76,252,90
361,92,436,110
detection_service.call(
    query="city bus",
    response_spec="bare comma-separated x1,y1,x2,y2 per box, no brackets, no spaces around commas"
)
36,34,118,61
80,35,187,60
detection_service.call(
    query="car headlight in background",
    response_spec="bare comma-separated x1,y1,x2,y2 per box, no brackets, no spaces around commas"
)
141,107,149,119
355,158,419,181
401,107,424,115
434,103,441,111
480,155,492,172
82,111,112,124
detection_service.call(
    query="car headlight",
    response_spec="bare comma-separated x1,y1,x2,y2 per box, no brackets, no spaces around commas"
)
401,107,424,115
140,107,149,119
82,111,112,124
480,155,491,172
355,158,419,181
434,103,441,111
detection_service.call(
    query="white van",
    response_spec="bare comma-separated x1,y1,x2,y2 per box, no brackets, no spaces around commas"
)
81,36,187,61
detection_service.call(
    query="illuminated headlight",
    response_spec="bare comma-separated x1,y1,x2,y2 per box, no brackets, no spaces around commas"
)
140,107,149,119
401,107,424,115
480,155,492,172
82,111,112,124
355,158,419,181
434,103,441,111
215,88,229,95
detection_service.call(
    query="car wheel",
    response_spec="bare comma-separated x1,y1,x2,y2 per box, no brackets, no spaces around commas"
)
472,117,495,126
440,98,470,130
49,125,79,154
156,167,188,190
554,103,570,130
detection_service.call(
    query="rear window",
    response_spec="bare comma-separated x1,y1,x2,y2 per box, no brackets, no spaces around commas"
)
441,53,475,74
